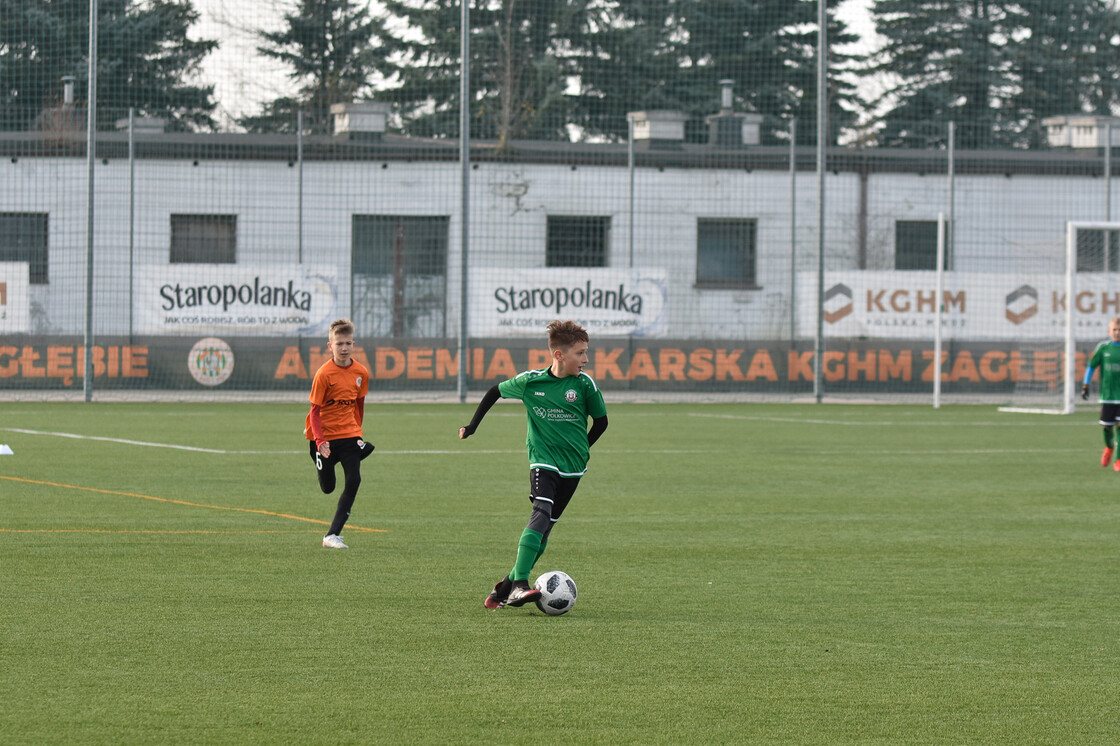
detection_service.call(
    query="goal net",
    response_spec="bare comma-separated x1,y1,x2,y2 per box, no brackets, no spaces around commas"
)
999,222,1120,414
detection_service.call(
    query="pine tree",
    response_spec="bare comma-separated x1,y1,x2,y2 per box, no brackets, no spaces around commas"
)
0,0,217,131
868,0,1120,148
570,0,861,144
241,0,387,134
378,0,860,145
1007,0,1120,147
377,0,586,146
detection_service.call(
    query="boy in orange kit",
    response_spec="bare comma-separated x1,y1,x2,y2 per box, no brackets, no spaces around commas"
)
304,318,374,548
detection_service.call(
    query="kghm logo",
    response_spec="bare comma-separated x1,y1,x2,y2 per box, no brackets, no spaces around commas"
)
187,337,235,387
823,283,853,323
1005,285,1038,325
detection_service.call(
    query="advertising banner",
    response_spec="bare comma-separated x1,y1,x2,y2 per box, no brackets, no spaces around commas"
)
0,336,1093,395
469,268,669,337
0,262,30,334
134,265,340,336
799,271,1120,341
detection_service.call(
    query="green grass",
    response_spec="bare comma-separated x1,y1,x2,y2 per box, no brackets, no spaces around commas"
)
2,402,1119,744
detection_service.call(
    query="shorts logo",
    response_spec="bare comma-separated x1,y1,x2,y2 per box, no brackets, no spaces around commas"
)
565,389,578,403
187,337,234,387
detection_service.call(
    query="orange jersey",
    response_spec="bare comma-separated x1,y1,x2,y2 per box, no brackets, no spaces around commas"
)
304,358,370,441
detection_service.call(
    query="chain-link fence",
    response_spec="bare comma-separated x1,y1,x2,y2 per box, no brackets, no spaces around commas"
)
2,1,1119,401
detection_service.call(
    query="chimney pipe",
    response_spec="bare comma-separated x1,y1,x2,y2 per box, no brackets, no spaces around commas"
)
720,80,734,112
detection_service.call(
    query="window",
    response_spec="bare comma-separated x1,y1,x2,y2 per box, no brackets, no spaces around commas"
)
895,220,947,270
170,214,236,263
1076,229,1120,272
352,215,449,276
352,215,449,337
696,218,756,288
546,216,609,267
0,213,48,284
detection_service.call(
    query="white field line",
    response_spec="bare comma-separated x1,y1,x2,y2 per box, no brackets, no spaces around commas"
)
2,427,233,453
819,447,1084,455
688,413,1083,427
0,428,701,455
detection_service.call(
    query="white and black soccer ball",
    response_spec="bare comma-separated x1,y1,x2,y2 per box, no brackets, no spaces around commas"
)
533,570,577,616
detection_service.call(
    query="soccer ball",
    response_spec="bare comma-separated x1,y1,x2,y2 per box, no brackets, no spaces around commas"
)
533,570,577,616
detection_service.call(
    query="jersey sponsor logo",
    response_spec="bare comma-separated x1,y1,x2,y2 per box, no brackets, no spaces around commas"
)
532,405,581,423
565,388,578,403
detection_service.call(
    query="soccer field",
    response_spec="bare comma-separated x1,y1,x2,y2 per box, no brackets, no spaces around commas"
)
2,402,1118,744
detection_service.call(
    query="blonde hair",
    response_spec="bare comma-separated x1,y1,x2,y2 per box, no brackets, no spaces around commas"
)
329,318,355,340
547,319,589,350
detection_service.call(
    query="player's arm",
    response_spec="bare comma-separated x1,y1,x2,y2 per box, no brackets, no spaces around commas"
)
1083,366,1096,400
356,397,365,425
587,415,608,447
309,403,330,457
459,384,501,439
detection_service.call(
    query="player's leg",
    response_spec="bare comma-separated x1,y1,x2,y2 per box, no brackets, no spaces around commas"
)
310,441,337,493
1100,404,1117,468
534,476,580,567
505,468,563,607
325,439,363,539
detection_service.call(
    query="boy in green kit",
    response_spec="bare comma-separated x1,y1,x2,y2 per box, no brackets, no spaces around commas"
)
459,320,609,608
1082,316,1120,470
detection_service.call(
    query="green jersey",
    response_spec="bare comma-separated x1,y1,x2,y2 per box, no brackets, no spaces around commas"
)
1088,340,1120,403
498,368,608,477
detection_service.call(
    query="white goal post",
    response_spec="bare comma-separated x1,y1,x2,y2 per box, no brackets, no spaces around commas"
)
999,221,1120,415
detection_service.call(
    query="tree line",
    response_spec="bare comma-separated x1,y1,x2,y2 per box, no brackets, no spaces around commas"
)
2,0,1119,148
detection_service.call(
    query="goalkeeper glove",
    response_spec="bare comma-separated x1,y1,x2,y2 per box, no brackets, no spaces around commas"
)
1082,383,1090,401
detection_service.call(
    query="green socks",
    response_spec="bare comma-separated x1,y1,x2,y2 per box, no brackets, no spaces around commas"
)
1105,427,1115,449
510,528,543,582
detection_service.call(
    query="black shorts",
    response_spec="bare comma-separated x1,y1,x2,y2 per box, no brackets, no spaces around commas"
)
1100,403,1120,426
308,437,374,468
529,468,580,522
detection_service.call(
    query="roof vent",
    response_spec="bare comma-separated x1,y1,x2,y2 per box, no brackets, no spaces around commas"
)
115,116,167,134
331,102,389,141
628,110,689,150
1042,114,1120,149
706,80,762,147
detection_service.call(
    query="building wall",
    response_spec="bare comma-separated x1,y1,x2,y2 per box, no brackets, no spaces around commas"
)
2,153,1117,338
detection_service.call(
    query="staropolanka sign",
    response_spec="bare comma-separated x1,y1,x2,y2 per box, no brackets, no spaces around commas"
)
470,268,668,337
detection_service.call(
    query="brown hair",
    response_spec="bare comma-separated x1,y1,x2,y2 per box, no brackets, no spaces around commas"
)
329,318,355,340
547,319,588,350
